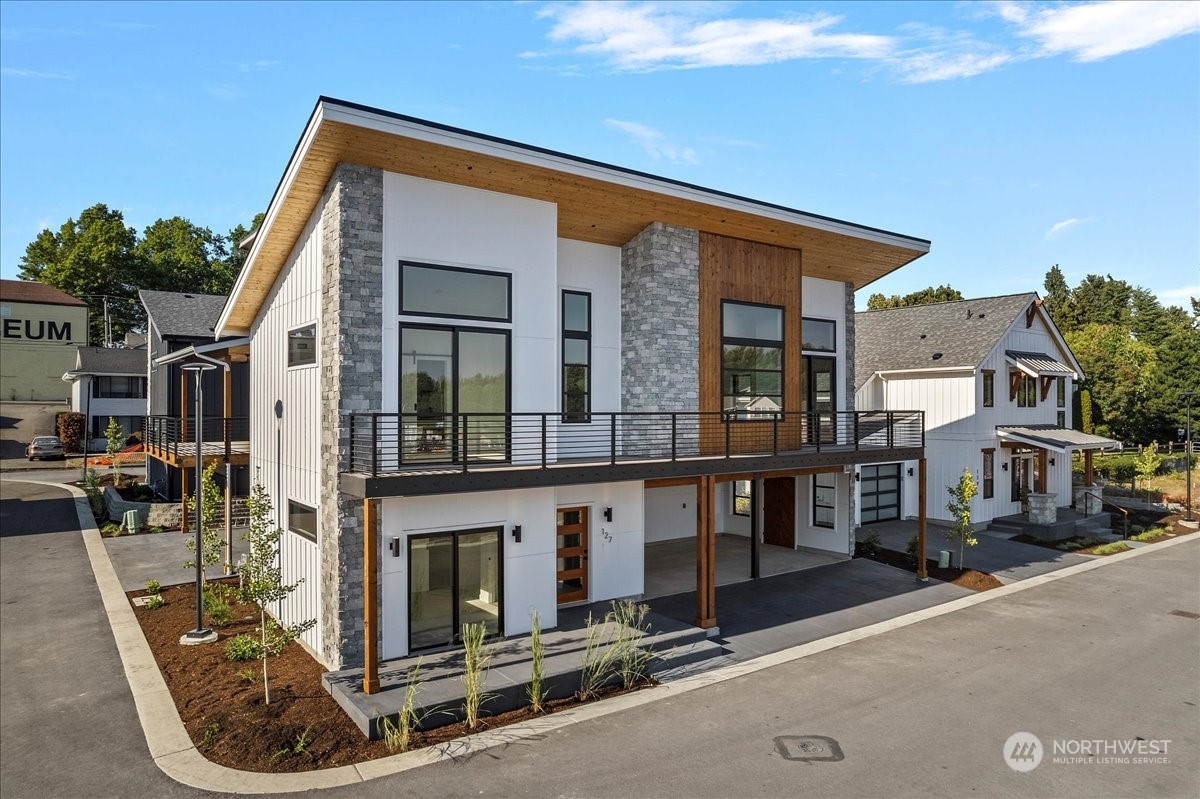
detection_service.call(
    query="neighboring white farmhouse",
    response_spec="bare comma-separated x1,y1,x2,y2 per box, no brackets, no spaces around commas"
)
854,293,1120,528
61,346,147,453
214,97,932,678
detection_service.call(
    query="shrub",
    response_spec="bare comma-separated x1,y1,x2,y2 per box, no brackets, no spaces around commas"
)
905,534,921,568
236,667,261,683
56,411,85,453
1091,542,1131,556
145,578,161,594
202,583,238,627
224,634,263,662
145,594,166,610
102,522,122,536
81,467,105,522
857,531,882,558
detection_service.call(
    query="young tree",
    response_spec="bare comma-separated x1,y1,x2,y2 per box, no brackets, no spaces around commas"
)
1134,442,1163,498
104,416,125,487
239,480,315,704
866,284,963,310
183,462,225,585
945,467,979,569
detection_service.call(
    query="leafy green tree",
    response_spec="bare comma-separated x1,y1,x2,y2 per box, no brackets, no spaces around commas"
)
184,462,225,585
137,217,228,296
18,204,144,343
867,284,963,310
1042,265,1072,333
104,416,125,487
221,212,265,281
1066,324,1158,441
1134,442,1163,497
239,480,315,704
944,467,978,569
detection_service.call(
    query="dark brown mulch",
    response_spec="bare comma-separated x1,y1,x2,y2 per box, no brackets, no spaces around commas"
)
857,548,1003,591
130,581,649,773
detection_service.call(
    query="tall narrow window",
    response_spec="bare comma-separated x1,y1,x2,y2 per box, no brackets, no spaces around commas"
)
1017,375,1037,408
732,480,752,516
1056,377,1066,408
562,291,591,423
982,449,994,499
813,473,836,528
722,301,784,418
982,371,994,408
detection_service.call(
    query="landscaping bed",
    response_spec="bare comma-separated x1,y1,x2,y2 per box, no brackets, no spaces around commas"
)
1013,510,1196,554
856,547,1002,592
129,581,651,773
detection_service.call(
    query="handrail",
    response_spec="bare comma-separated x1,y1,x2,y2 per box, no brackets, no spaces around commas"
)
1080,488,1130,539
143,415,250,461
345,409,925,477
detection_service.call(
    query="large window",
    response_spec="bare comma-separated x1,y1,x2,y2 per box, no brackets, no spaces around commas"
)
93,376,146,399
813,473,836,528
802,318,836,352
1016,375,1037,408
722,301,783,418
982,449,994,499
562,291,591,423
400,325,509,462
288,324,316,367
982,371,994,408
401,263,511,322
732,480,752,516
409,527,502,651
1057,377,1066,408
288,500,317,543
91,415,144,440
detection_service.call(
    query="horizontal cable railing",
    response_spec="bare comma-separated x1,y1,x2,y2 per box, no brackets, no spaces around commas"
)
144,415,250,460
347,410,924,477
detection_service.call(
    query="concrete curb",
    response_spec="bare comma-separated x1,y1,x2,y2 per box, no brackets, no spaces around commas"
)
11,473,1195,794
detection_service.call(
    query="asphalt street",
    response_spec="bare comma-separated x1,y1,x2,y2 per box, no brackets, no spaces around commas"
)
1,475,1196,799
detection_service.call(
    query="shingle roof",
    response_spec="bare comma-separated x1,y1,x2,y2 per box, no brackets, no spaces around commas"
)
0,279,88,307
74,346,146,376
854,293,1038,389
139,290,228,340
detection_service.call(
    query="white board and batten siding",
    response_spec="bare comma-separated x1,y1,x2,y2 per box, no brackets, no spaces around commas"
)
249,208,323,652
801,276,849,412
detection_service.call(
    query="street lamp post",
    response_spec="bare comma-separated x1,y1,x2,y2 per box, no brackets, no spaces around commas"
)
180,361,219,645
1184,391,1196,525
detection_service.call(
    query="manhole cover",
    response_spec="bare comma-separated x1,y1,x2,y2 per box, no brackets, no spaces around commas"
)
1169,609,1200,620
774,735,844,762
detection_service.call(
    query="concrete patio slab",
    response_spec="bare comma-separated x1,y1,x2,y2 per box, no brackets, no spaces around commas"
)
104,527,251,591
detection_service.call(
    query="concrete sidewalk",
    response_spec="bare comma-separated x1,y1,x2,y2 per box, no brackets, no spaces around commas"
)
104,526,251,592
857,519,1093,583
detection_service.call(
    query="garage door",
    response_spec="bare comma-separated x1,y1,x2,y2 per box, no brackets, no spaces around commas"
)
860,463,901,523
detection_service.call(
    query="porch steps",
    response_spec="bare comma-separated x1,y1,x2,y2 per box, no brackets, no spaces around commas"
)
986,509,1114,542
322,610,726,739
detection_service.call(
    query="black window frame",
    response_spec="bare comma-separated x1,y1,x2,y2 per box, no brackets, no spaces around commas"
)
1057,410,1067,428
287,323,317,368
801,317,837,353
1016,375,1037,408
400,261,512,323
812,472,837,529
407,525,505,652
721,299,785,421
732,480,751,517
288,500,318,543
1056,377,1066,408
92,375,147,399
561,290,591,424
982,449,995,499
982,370,994,408
91,414,145,441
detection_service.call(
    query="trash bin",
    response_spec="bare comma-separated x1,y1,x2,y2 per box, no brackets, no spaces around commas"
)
938,550,951,569
122,509,141,534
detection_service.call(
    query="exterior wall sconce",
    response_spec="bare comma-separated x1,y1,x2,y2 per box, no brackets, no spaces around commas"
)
603,507,613,522
907,467,914,477
854,472,860,482
1002,462,1009,471
1049,457,1056,466
389,537,400,557
511,525,522,543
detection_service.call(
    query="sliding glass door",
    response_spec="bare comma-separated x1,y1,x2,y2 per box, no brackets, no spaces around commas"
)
408,527,503,651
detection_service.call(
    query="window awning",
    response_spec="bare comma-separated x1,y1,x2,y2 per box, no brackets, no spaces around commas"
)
1005,350,1075,378
997,425,1121,454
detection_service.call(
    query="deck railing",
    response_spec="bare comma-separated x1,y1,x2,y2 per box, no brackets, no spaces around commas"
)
143,415,250,460
347,410,924,477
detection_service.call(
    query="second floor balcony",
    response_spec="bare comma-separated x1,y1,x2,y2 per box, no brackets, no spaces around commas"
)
144,415,251,468
341,410,925,498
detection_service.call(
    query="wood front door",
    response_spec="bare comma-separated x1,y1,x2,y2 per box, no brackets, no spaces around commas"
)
556,507,589,605
762,477,795,548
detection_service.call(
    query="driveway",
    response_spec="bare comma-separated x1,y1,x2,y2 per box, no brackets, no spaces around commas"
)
0,479,206,798
858,519,1092,582
0,400,72,471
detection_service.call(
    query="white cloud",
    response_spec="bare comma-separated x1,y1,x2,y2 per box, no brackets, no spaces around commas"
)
1044,217,1086,239
1,66,72,79
604,118,698,164
540,2,893,71
892,49,1013,83
238,59,280,72
1156,284,1200,308
1010,1,1200,62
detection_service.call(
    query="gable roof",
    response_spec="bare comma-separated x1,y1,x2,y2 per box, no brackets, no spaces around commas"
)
0,279,88,307
854,293,1040,389
218,97,931,335
72,346,146,376
139,290,228,340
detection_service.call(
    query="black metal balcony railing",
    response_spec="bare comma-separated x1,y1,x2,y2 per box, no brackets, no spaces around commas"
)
347,410,924,477
144,415,251,460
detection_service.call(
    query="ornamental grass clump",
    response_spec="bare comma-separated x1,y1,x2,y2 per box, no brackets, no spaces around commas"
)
460,622,493,729
527,608,548,714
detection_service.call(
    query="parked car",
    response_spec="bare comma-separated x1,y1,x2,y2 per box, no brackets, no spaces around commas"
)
26,436,64,461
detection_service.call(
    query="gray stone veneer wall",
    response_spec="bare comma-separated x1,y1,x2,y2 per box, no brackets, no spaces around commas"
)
319,163,384,670
620,222,700,413
844,281,857,553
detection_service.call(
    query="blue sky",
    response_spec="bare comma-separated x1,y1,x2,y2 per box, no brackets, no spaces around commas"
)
1,1,1197,310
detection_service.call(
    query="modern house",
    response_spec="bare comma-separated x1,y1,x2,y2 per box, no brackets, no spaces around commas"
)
0,279,88,402
61,345,148,453
139,290,250,520
214,97,931,682
854,293,1120,529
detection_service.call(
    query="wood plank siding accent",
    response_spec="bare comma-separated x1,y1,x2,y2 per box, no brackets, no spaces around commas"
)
222,109,928,333
699,232,803,454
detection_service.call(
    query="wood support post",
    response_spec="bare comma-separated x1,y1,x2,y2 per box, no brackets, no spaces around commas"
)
695,475,717,629
363,498,380,695
1036,448,1048,494
749,478,760,580
1084,450,1094,487
917,458,928,581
